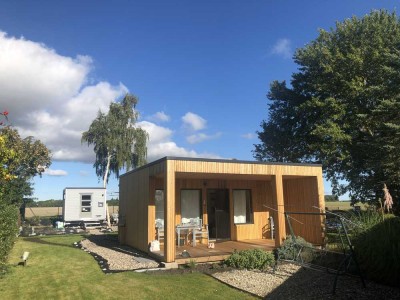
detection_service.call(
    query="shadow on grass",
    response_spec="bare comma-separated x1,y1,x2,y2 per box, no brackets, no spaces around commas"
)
85,234,151,259
23,235,85,248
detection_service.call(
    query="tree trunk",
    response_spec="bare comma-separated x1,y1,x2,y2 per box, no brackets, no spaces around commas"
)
103,154,112,188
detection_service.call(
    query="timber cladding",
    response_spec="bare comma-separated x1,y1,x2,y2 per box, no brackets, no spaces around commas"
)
118,157,325,262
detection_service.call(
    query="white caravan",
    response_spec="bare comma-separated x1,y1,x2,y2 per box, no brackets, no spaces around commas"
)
63,187,107,226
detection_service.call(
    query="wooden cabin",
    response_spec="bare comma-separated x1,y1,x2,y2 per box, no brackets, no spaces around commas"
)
118,157,325,263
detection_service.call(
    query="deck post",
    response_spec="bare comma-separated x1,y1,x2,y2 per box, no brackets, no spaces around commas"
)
272,173,286,247
164,160,176,262
148,176,156,245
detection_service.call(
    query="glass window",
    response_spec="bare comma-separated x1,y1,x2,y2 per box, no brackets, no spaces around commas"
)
81,194,92,212
233,190,253,224
155,190,164,228
181,190,201,223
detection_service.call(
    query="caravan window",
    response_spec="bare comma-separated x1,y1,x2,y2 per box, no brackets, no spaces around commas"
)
81,194,92,212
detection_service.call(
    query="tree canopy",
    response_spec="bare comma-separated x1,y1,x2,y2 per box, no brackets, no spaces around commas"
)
0,126,51,206
82,93,148,187
254,10,400,212
1,112,51,263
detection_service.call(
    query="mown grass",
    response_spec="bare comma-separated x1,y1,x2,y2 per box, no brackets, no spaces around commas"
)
0,235,254,300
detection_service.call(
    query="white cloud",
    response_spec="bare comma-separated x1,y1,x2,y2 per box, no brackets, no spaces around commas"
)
44,169,68,176
0,32,219,165
0,31,127,163
241,133,255,139
0,32,91,114
17,82,126,162
186,132,222,144
182,112,206,131
147,111,170,122
137,121,220,161
271,38,292,59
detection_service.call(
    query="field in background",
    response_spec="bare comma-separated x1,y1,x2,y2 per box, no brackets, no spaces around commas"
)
25,202,360,218
325,201,352,211
25,206,119,218
325,201,368,211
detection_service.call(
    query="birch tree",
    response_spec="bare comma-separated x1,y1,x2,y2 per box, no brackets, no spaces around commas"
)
82,94,148,188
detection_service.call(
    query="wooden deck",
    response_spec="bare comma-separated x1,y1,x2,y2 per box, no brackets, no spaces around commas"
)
151,239,275,264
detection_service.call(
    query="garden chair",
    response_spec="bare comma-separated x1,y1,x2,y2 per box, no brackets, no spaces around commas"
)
192,221,209,246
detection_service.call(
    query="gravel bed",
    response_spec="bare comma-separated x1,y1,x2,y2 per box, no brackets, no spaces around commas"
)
80,235,159,271
213,263,400,299
78,234,400,298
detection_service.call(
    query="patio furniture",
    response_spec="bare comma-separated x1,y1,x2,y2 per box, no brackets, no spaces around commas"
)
192,223,209,246
176,218,202,246
156,227,164,242
156,219,164,242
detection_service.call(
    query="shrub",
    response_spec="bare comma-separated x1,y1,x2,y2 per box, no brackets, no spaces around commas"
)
187,259,197,269
352,216,400,287
0,204,19,265
276,236,314,263
27,216,41,226
39,217,53,226
224,248,275,270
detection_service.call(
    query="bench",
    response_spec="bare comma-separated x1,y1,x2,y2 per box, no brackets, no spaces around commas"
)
21,251,30,266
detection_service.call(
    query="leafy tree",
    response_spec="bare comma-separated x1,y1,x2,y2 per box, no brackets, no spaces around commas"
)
26,199,63,207
0,112,51,264
107,198,119,206
324,195,339,202
82,93,148,187
0,127,51,206
254,10,400,213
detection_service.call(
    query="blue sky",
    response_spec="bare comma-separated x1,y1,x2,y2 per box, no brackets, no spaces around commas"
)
0,1,397,200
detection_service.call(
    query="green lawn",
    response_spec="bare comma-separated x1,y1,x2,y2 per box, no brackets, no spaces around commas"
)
0,235,254,300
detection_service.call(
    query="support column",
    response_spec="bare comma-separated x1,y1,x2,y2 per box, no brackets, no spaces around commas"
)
164,160,176,262
148,177,156,244
316,170,325,245
272,173,286,247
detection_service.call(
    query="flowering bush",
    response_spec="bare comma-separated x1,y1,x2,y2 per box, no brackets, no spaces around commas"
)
0,110,8,126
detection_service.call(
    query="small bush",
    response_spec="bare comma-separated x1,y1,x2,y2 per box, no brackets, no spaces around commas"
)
187,259,197,269
224,249,275,270
27,216,41,226
39,217,53,226
352,216,400,287
276,236,314,263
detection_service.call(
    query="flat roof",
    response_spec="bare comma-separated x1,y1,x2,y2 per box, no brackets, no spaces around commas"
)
121,156,322,177
63,187,106,190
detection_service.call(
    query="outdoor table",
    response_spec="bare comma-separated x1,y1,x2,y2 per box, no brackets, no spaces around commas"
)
176,223,201,246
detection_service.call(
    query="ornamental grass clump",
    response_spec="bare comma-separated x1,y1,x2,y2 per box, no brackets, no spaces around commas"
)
224,249,275,270
348,209,387,236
